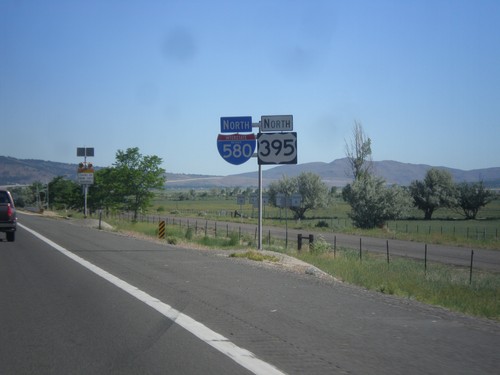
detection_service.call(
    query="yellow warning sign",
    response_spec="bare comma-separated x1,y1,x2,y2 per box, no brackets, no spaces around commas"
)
158,221,166,239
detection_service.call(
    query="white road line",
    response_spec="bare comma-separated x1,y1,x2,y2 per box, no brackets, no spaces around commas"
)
19,223,287,375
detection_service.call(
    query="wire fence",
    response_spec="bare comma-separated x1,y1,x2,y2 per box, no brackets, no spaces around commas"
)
100,211,500,274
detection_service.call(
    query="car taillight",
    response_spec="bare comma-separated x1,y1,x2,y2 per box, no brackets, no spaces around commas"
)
7,203,13,218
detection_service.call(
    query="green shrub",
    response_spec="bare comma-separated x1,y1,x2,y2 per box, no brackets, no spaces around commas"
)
185,227,194,240
228,232,239,246
310,235,330,254
316,220,329,228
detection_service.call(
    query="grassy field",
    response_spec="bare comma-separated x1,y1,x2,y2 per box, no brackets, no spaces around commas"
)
150,190,500,250
297,249,499,320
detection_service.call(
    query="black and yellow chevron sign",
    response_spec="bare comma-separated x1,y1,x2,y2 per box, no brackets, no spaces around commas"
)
158,220,166,239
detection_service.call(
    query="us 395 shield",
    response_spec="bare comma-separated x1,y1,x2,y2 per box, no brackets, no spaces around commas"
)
257,132,297,165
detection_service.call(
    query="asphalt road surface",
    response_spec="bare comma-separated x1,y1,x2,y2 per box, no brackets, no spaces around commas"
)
1,212,499,374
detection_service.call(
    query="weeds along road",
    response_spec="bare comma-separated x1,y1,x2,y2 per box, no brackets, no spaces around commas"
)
163,216,500,272
3,212,500,375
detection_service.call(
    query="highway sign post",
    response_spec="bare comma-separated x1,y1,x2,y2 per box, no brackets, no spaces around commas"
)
217,114,297,250
77,147,94,217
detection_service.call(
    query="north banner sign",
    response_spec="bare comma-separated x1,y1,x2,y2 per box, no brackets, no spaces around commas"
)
217,133,256,165
260,115,293,132
220,116,253,133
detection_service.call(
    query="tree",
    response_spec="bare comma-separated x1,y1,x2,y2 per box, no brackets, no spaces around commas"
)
111,147,166,220
455,181,494,219
89,167,123,214
27,181,48,210
342,174,411,228
341,121,411,229
409,168,456,220
345,121,372,180
267,172,328,220
48,176,82,210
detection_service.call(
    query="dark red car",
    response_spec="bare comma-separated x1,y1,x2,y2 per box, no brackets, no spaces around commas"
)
0,189,17,242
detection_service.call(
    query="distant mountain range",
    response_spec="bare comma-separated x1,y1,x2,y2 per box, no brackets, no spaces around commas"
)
1,155,499,189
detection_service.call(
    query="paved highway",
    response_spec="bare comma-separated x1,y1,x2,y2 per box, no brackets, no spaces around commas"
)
1,213,499,374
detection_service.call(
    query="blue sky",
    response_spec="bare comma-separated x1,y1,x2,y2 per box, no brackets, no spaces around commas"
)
1,0,499,176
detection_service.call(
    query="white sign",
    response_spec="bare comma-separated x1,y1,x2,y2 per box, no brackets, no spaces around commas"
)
78,173,94,185
257,132,297,165
260,115,293,132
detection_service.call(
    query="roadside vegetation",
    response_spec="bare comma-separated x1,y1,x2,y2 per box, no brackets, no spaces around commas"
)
297,249,499,320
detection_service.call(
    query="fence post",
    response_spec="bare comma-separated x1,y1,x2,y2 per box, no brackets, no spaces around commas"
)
386,240,390,264
334,235,337,258
424,244,428,274
298,234,302,251
469,250,474,284
359,238,362,261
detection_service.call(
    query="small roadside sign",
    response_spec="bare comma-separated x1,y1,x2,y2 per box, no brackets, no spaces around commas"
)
260,115,293,132
77,173,94,185
158,221,166,239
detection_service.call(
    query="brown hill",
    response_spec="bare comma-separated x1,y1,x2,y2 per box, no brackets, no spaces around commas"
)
0,156,76,185
1,155,499,188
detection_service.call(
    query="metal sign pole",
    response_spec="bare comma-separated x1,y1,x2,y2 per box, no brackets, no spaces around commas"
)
258,163,262,250
84,185,88,217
